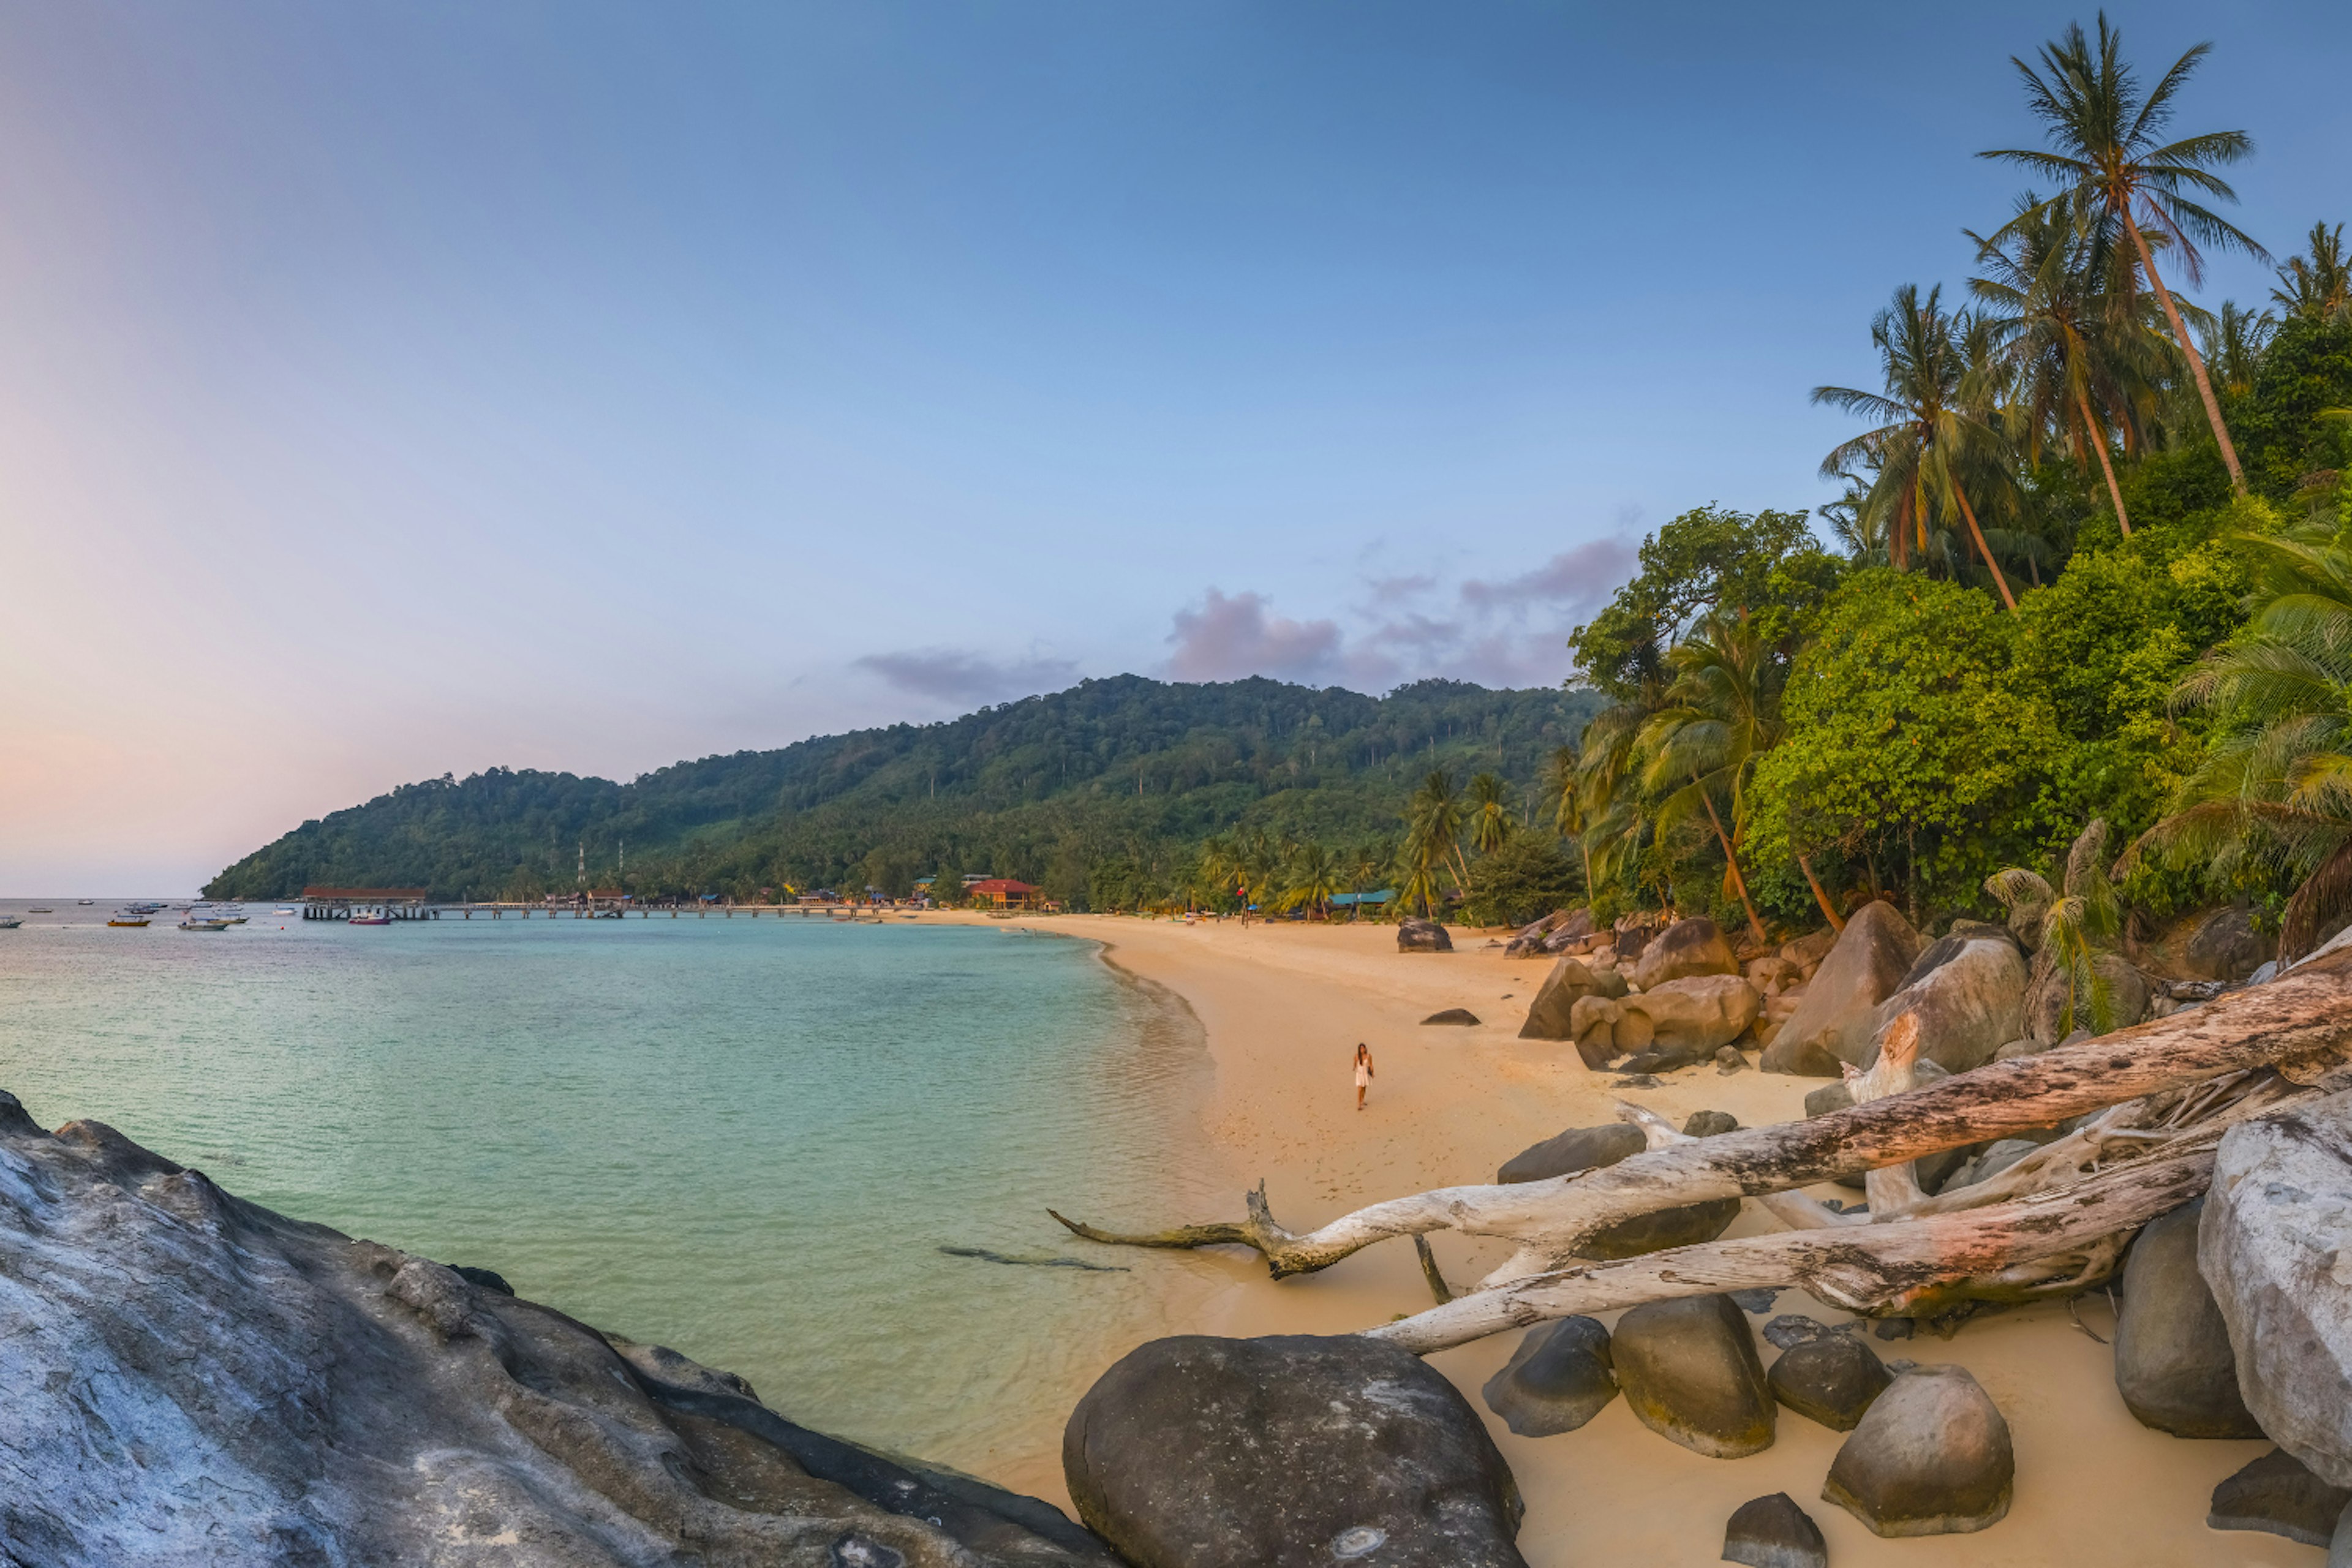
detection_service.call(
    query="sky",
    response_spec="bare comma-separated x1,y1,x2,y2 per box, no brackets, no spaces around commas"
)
2,2,2348,891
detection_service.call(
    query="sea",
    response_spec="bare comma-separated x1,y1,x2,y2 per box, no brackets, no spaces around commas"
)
0,899,1218,1477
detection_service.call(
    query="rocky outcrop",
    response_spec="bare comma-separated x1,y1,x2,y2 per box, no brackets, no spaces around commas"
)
1065,1334,1527,1568
1763,901,1922,1076
0,1093,1116,1567
1480,1316,1617,1436
1517,956,1628,1041
1398,919,1453,952
1822,1364,2014,1537
1767,1333,1890,1431
1631,917,1738,989
2209,1447,2352,1547
1575,975,1762,1072
1495,1116,1740,1259
2185,905,2275,984
1721,1493,1827,1568
1609,1294,1775,1458
2201,1090,2352,1485
1422,1008,1480,1025
2112,1197,2260,1438
1860,938,2027,1073
1504,908,1591,959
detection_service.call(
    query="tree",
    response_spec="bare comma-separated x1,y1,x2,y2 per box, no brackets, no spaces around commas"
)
1635,610,1779,942
1543,744,1596,898
1466,773,1513,856
2272,222,2351,328
1280,840,1343,919
2199,301,2277,398
1988,818,2125,1038
1981,14,2266,495
1814,285,2021,611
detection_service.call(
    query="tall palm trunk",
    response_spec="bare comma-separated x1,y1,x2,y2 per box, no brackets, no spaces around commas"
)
1694,772,1766,944
2124,212,2248,497
2074,388,2133,535
1950,484,2019,613
1797,853,1845,932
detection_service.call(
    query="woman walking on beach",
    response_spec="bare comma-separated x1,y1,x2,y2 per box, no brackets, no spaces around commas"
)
1353,1043,1374,1110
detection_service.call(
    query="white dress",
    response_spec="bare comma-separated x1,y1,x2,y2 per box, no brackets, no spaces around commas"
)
1354,1059,1371,1088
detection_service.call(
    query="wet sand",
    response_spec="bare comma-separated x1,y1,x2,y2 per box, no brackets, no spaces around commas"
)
1009,913,2303,1567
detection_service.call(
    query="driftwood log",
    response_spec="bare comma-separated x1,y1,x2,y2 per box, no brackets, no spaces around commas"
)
1050,950,2352,1352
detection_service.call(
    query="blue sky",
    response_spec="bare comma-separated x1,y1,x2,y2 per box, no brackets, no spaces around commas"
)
2,2,2346,888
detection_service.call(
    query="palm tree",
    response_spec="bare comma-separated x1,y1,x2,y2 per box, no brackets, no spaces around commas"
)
1544,744,1596,897
2271,222,2352,327
2199,301,2277,398
1636,614,1775,943
1466,773,1513,856
2127,526,2352,959
1404,769,1470,894
1969,190,2162,535
1980,14,2266,496
1281,840,1343,919
1814,284,2020,612
1987,818,2125,1038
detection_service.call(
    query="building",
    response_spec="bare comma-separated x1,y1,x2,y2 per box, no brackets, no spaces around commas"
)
968,878,1041,911
300,886,431,921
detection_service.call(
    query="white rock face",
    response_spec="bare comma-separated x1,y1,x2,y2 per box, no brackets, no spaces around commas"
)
2202,1089,2352,1487
1861,940,2027,1074
0,1091,1114,1566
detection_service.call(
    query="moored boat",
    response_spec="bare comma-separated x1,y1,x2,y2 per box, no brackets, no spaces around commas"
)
107,914,151,927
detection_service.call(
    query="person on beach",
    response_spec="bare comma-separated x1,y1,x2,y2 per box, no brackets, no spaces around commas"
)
1353,1042,1374,1110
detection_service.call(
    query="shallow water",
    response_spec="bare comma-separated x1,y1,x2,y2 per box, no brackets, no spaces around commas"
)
0,905,1213,1472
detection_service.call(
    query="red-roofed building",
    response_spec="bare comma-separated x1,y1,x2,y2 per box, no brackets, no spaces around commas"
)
969,878,1040,911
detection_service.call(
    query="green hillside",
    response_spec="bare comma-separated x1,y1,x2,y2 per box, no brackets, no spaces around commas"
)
206,675,1602,908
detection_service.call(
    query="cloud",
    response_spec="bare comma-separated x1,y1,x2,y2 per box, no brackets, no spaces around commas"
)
853,647,1081,705
1458,538,1638,618
1165,589,1343,684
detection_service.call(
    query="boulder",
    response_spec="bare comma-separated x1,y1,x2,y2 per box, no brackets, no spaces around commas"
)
1480,1316,1617,1436
1518,957,1629,1041
2201,1090,2352,1485
2112,1197,2261,1438
1945,918,2016,948
1762,901,1923,1076
1859,939,2027,1073
1612,974,1762,1067
1768,1333,1891,1431
1721,1493,1828,1568
1065,1334,1526,1568
0,1096,1121,1568
1398,919,1453,953
1779,927,1839,974
2209,1447,2352,1547
1896,933,1971,990
1422,1008,1480,1026
1610,1294,1775,1458
2184,905,2275,984
1613,923,1656,963
1504,908,1591,959
1632,917,1740,989
1495,1120,1738,1258
1821,1364,2014,1537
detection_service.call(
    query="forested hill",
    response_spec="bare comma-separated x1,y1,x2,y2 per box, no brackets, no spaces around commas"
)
207,675,1601,907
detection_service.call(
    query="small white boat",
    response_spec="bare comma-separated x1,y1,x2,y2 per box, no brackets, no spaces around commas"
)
274,907,296,915
347,907,391,925
178,916,233,932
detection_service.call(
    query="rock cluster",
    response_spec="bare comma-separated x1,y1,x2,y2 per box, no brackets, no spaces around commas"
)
0,1093,1116,1567
1763,901,1922,1076
1494,1114,1741,1257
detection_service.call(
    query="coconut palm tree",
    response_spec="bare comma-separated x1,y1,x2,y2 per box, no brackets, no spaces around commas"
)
1404,769,1471,894
2198,301,2276,398
1980,15,2266,496
1466,773,1513,856
1969,190,2163,535
1281,840,1343,919
2271,222,2351,327
1635,616,1773,943
1987,818,2124,1038
2127,526,2352,959
1814,284,2021,612
1544,744,1596,897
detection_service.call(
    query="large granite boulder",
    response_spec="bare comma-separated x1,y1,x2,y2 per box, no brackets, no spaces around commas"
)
1065,1334,1526,1568
1480,1316,1618,1436
1768,1333,1891,1431
1594,975,1762,1071
1517,956,1629,1041
1763,900,1922,1076
2185,905,2275,983
2113,1197,2261,1437
1398,918,1453,952
2201,1090,2352,1485
1722,1493,1827,1568
1632,916,1739,989
1494,1118,1738,1257
1822,1364,2014,1537
0,1095,1118,1568
1504,908,1591,959
1610,1294,1775,1458
2209,1447,2352,1546
1859,938,2027,1073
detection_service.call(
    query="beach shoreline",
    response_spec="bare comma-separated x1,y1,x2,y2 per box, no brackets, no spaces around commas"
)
963,911,2304,1567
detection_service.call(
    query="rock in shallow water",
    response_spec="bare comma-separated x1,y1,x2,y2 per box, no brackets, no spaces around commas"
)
0,1092,1114,1567
1065,1334,1527,1568
1611,1294,1775,1458
1482,1316,1618,1436
2209,1447,2352,1546
1822,1363,2013,1537
1721,1492,1828,1568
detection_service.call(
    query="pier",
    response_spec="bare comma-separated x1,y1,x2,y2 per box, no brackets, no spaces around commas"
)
298,886,900,921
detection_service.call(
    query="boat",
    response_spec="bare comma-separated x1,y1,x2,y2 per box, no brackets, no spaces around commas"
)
274,908,296,915
178,916,233,932
27,907,51,914
347,907,391,926
0,918,20,930
77,899,93,906
107,914,150,927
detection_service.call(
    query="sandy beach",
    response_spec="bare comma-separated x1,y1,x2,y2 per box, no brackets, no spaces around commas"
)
993,913,2308,1567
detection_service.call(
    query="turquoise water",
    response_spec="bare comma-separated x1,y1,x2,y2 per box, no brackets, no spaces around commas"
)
0,905,1213,1472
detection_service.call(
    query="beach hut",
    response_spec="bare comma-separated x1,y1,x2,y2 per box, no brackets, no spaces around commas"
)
969,878,1040,911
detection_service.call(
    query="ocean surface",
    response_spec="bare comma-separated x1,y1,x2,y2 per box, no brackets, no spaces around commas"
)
0,901,1216,1474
